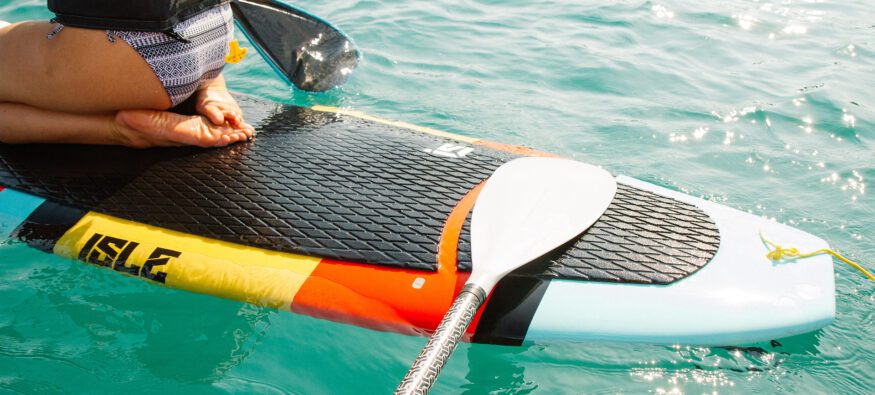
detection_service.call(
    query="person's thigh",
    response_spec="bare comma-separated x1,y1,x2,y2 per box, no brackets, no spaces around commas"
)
0,21,171,113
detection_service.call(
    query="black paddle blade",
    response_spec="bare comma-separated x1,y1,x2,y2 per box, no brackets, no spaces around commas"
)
231,0,359,91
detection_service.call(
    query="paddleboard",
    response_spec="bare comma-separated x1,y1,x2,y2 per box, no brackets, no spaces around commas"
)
0,94,835,346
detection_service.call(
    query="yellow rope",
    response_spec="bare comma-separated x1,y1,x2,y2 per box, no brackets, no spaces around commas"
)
760,232,875,281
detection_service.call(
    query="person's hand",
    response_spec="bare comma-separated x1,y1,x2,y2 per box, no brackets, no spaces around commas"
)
112,109,254,148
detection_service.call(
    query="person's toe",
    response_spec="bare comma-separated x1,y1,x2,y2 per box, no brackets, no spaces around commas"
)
240,122,256,137
215,134,231,147
222,110,243,127
203,105,225,126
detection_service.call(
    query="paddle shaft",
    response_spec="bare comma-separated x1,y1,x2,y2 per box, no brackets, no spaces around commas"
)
395,284,487,395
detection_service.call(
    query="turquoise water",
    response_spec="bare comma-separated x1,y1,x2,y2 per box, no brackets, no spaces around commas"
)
1,0,874,393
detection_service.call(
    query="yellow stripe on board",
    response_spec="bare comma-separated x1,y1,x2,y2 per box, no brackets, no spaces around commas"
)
311,105,480,144
54,212,321,310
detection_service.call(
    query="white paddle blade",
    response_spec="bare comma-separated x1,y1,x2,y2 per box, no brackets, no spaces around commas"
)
468,157,617,290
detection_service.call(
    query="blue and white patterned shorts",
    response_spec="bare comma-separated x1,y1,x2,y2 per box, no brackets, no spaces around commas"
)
111,4,234,106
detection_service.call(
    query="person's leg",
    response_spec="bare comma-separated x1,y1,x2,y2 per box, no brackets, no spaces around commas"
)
0,101,252,147
0,21,171,113
0,21,254,147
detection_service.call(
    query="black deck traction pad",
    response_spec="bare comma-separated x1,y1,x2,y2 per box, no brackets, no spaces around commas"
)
456,184,721,283
0,95,719,284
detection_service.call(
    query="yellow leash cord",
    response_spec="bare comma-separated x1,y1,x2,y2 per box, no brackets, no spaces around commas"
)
760,232,875,281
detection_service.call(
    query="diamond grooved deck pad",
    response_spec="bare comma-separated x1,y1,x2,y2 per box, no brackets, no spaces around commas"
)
0,96,719,283
455,185,720,283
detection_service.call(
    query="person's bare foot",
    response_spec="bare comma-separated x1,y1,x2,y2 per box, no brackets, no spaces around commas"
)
113,109,255,148
194,76,251,129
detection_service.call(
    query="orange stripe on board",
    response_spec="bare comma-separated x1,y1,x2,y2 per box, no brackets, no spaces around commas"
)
437,181,485,268
292,183,491,339
435,181,493,336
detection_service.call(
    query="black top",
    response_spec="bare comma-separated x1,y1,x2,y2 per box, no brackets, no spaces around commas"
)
47,0,229,31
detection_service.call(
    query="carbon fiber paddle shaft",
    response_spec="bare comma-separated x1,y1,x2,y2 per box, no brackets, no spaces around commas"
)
396,284,486,395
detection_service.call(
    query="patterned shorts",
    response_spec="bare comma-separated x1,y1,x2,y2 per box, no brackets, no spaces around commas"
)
111,4,234,106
